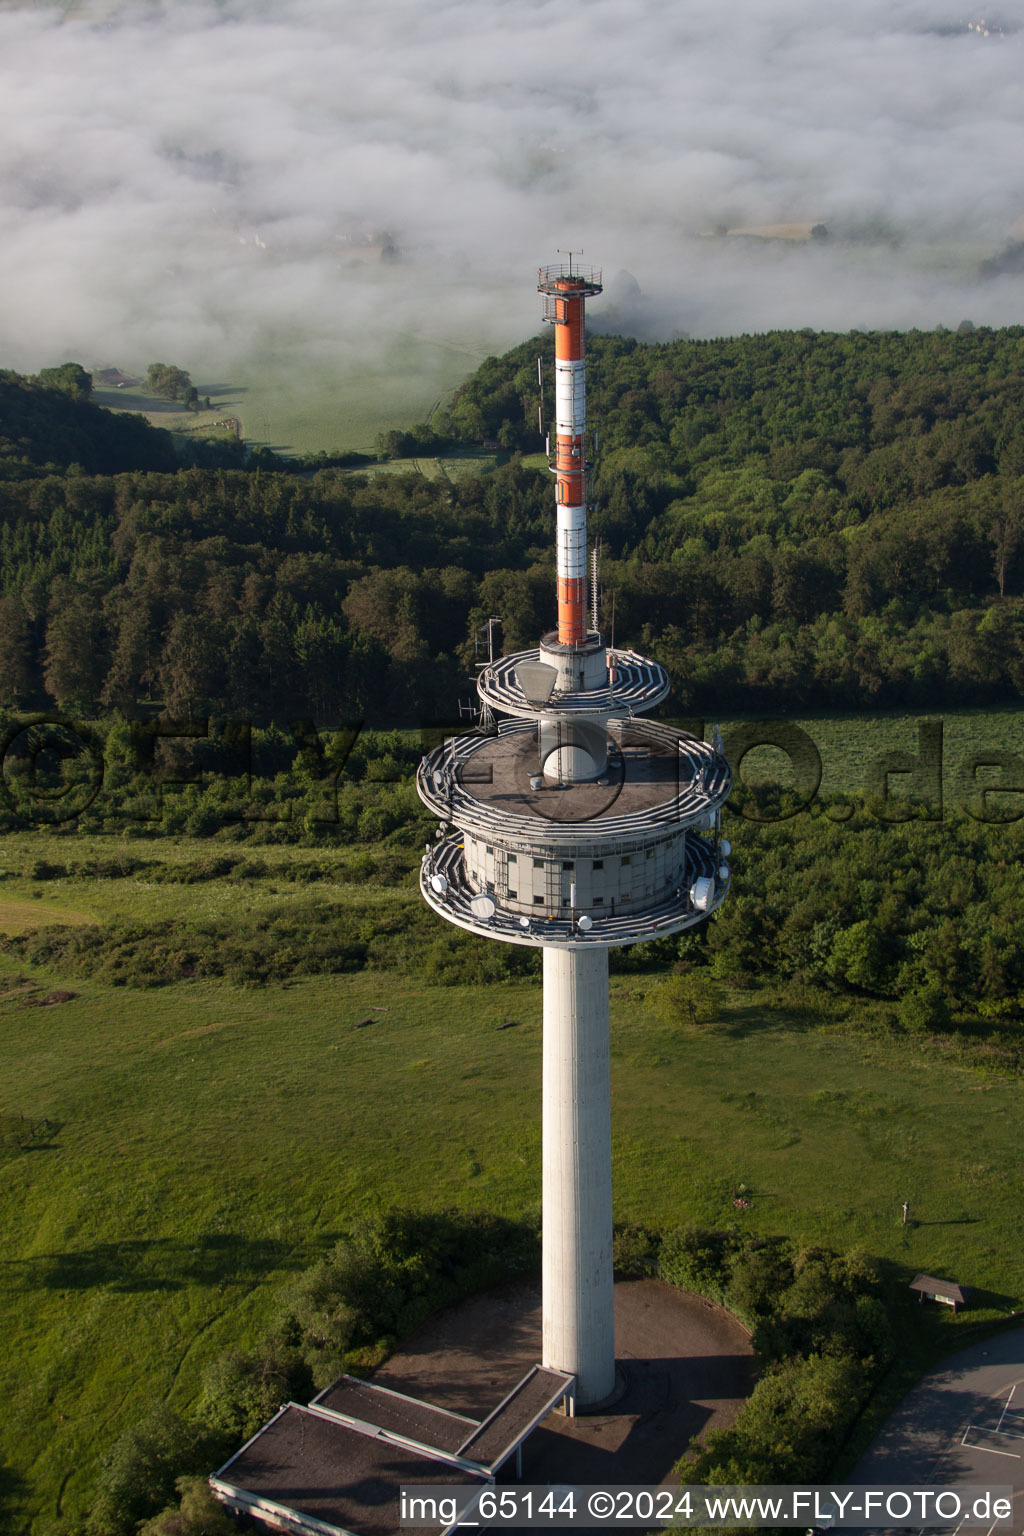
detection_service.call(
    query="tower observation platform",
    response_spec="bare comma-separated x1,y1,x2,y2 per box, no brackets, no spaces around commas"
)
416,264,731,1412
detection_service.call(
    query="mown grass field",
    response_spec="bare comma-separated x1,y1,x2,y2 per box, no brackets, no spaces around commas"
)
1,820,1023,1532
94,324,496,458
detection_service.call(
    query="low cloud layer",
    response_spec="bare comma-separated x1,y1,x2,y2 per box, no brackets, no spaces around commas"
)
1,0,1022,386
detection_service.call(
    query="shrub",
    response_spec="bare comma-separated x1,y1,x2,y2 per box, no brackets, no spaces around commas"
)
658,1227,735,1303
644,973,726,1029
136,1477,235,1536
273,1209,540,1383
681,1351,870,1484
612,1224,661,1277
898,981,951,1033
195,1350,313,1445
87,1408,209,1536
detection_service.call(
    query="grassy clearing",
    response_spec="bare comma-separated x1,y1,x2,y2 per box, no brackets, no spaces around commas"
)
349,448,504,482
0,897,97,935
94,323,495,457
2,895,1022,1532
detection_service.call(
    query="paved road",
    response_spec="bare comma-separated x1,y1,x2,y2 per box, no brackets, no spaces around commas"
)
851,1327,1024,1533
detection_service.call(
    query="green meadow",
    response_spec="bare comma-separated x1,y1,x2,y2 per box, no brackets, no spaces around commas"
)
94,326,498,458
1,819,1023,1531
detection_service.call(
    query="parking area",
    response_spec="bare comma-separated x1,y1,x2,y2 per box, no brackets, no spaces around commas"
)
851,1327,1024,1533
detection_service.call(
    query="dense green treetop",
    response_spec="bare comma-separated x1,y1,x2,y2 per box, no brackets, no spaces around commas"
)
2,324,1024,720
146,362,193,401
36,361,93,399
0,369,178,479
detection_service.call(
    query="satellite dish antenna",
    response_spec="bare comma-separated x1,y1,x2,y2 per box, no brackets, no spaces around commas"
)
577,914,593,932
470,893,496,921
690,876,714,912
720,839,732,856
520,916,531,929
718,864,730,881
430,874,448,895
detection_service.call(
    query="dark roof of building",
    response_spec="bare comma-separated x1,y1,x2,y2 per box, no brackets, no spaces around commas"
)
311,1376,478,1456
455,1366,573,1470
910,1274,969,1303
212,1403,487,1536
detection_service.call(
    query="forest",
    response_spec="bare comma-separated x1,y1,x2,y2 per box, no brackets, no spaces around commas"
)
3,328,1024,1032
2,321,1024,721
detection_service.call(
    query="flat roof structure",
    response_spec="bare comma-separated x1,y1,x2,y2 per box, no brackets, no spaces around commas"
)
211,1403,489,1536
212,1367,575,1536
453,1366,574,1470
311,1377,479,1457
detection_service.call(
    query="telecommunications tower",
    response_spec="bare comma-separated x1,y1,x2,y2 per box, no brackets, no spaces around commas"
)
417,262,731,1411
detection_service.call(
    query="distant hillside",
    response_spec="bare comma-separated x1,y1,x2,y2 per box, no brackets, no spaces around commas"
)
0,369,178,479
2,327,1024,721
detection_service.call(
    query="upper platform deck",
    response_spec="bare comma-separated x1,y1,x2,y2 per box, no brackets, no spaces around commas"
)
537,262,602,298
418,718,730,846
476,646,669,722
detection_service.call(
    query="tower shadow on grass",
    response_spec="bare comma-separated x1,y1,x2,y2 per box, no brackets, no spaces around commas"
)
0,1461,28,1531
711,999,823,1040
2,1231,345,1294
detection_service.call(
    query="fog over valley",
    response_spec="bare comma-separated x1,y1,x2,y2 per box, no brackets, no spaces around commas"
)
1,0,1023,442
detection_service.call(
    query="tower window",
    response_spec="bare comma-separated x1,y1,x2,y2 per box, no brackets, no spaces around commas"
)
562,861,574,871
533,895,544,905
533,858,544,869
621,856,632,867
593,859,604,870
508,889,517,899
508,853,517,864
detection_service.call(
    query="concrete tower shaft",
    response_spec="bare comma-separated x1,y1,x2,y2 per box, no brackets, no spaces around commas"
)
542,946,614,1404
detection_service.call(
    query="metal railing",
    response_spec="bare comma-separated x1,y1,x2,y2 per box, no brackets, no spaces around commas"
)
537,263,603,292
415,718,731,846
420,834,727,950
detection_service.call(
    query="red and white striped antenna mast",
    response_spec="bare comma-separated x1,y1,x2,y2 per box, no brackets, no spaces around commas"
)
538,253,602,646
